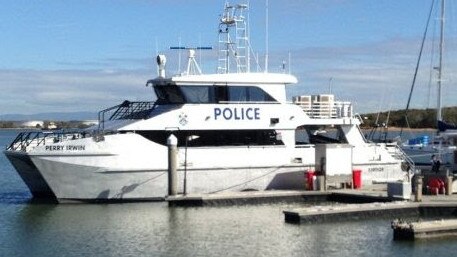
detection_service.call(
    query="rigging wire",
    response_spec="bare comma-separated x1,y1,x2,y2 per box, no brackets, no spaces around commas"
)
400,0,437,138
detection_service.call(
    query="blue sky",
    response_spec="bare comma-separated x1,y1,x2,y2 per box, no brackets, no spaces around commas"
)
0,0,456,116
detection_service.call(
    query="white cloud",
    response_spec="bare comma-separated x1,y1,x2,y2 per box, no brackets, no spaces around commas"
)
0,69,154,115
281,36,457,114
0,35,456,116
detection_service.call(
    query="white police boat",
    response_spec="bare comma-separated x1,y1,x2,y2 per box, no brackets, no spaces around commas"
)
4,3,410,202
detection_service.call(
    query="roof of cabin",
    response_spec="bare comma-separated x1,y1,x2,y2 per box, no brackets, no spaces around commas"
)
149,72,298,85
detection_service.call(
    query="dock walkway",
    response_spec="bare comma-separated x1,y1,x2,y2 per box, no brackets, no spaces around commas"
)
392,219,457,240
166,184,457,226
283,184,457,224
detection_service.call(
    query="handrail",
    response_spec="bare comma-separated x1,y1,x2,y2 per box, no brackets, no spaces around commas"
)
7,132,39,151
393,144,416,181
98,101,155,131
295,100,353,119
6,131,88,152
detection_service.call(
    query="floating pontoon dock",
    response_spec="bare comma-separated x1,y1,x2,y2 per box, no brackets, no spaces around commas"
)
392,219,457,240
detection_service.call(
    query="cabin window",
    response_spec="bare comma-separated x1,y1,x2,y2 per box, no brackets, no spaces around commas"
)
227,86,275,102
154,85,184,104
248,87,274,102
136,129,283,147
295,125,348,144
154,85,276,104
228,87,247,102
181,86,214,103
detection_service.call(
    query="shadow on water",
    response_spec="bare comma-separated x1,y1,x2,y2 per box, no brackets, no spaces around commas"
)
0,191,59,205
0,191,33,204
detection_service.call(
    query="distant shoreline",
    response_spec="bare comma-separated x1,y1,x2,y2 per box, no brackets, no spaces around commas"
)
361,127,436,132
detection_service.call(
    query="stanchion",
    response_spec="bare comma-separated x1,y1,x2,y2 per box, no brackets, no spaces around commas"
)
167,134,178,196
415,176,422,202
446,175,453,196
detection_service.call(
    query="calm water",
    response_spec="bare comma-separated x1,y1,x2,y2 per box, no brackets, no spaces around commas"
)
1,129,455,257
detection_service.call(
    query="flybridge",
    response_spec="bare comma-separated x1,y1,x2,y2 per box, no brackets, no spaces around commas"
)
149,73,298,85
155,2,261,78
169,46,212,76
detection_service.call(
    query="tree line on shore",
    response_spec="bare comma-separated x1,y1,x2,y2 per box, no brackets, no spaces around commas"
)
360,106,457,129
0,120,93,129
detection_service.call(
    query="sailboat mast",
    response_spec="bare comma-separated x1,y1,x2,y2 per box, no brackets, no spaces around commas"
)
437,0,445,122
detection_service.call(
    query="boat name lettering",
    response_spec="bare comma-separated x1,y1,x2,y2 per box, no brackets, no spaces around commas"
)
214,107,260,120
45,145,86,151
368,167,384,172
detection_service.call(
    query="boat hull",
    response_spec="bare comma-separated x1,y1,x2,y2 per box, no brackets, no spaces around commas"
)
402,146,457,172
4,153,405,203
4,151,56,199
30,155,169,202
4,133,406,202
10,152,308,202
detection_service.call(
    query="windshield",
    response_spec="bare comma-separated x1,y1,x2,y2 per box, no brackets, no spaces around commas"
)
154,85,276,104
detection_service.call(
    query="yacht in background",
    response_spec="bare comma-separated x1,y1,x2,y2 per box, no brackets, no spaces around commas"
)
402,0,457,173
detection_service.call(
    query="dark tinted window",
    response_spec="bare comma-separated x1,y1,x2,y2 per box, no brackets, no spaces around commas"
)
181,86,215,103
154,85,276,104
137,130,283,146
155,85,184,104
248,86,274,102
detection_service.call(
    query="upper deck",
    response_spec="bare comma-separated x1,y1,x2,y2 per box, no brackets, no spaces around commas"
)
147,72,298,104
149,72,298,85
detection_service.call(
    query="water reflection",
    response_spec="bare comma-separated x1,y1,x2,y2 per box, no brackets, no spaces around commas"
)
2,198,457,256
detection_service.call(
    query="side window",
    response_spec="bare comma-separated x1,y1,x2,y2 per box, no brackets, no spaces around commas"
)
167,86,184,103
181,86,214,103
228,86,276,102
154,85,276,104
215,86,228,103
228,87,247,102
154,85,184,104
248,87,275,102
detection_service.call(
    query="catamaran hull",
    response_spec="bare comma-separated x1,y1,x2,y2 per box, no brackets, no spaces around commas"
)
6,152,308,202
4,151,56,199
4,153,405,203
3,133,312,202
4,133,406,202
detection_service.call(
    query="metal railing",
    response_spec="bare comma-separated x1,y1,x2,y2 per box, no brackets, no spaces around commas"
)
6,131,88,152
391,143,416,177
294,101,353,119
98,101,155,131
5,101,157,151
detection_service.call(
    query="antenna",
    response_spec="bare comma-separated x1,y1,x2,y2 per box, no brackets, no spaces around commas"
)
328,77,333,94
155,37,159,76
170,46,212,75
178,37,182,74
155,38,159,56
247,0,251,72
264,0,269,73
217,2,252,73
288,51,291,74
